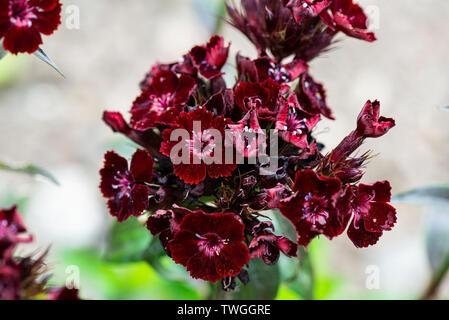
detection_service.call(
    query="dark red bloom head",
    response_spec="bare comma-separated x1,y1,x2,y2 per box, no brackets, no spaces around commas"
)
287,0,331,23
249,221,297,265
146,205,191,256
275,94,320,149
227,0,335,61
189,36,230,80
100,149,154,222
264,183,291,209
297,72,333,119
169,211,249,283
0,251,48,300
130,70,196,131
347,181,397,248
227,108,266,159
357,100,396,138
0,0,61,54
160,107,237,184
237,54,308,84
322,0,376,42
0,206,32,260
279,170,348,247
234,79,282,121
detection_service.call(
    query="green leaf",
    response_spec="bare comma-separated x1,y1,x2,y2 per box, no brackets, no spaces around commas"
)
103,217,151,263
393,185,449,207
235,258,280,300
55,249,202,300
0,161,59,185
33,48,64,77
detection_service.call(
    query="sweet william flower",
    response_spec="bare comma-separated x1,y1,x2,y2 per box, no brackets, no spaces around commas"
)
286,0,331,23
347,181,397,248
237,54,308,84
357,100,396,138
249,221,297,265
297,72,334,119
227,108,266,159
100,149,154,222
160,107,237,184
0,205,32,260
169,211,250,283
130,70,197,131
329,100,395,165
146,205,192,256
275,94,320,149
189,35,229,80
226,0,334,61
0,0,62,54
321,0,376,42
279,170,349,247
234,78,282,122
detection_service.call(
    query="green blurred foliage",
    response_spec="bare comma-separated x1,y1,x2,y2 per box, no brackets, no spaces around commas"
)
0,54,28,87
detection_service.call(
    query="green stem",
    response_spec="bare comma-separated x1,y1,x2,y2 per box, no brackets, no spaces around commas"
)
420,252,449,300
298,247,315,300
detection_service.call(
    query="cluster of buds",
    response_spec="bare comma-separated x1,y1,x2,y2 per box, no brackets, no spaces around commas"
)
0,206,80,300
100,0,397,286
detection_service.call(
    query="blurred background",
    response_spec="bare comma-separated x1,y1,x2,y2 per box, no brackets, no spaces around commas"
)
0,0,448,299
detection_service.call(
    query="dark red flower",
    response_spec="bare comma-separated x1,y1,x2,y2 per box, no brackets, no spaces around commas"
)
275,94,320,149
264,183,291,209
189,36,229,80
329,100,395,165
347,181,397,248
169,211,249,283
249,221,297,265
0,205,32,260
0,251,48,300
279,170,348,247
130,70,196,131
139,63,173,92
226,0,335,61
227,108,266,159
146,205,191,256
0,0,62,54
357,100,396,138
160,107,237,184
237,54,308,84
47,287,81,300
297,72,333,119
203,90,234,117
234,79,282,121
99,149,154,222
322,0,376,42
286,0,331,23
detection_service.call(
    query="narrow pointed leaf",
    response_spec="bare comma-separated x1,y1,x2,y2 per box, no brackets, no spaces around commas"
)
393,185,449,298
34,48,64,77
0,161,59,185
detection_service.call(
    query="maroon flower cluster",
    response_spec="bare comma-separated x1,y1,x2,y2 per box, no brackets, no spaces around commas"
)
0,205,81,300
100,0,396,287
0,0,62,54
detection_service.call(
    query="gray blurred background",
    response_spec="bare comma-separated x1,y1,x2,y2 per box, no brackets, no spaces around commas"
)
0,0,448,299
